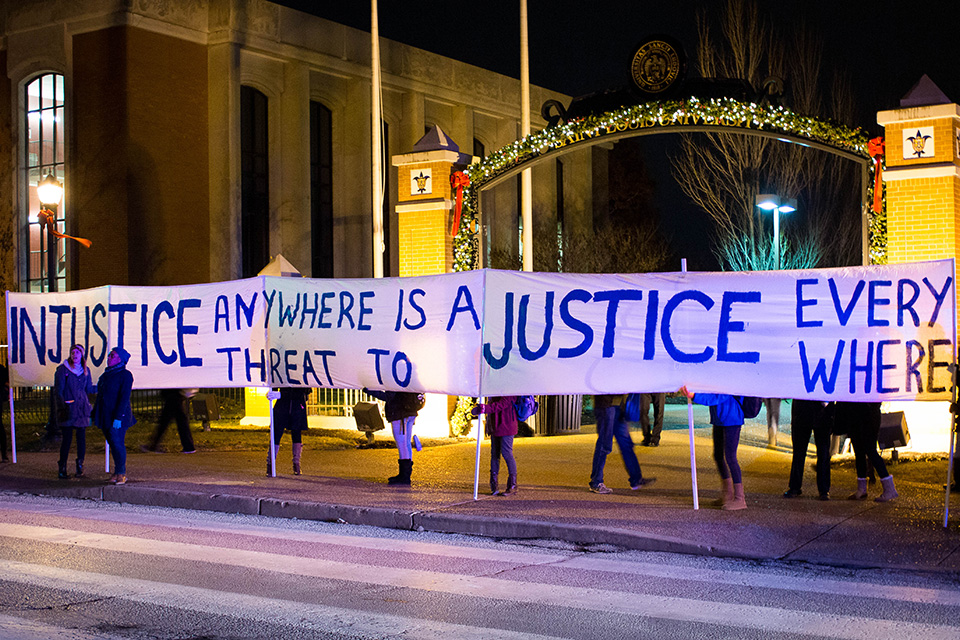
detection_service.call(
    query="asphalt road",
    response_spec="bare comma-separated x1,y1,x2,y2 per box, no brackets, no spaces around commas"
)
0,494,958,639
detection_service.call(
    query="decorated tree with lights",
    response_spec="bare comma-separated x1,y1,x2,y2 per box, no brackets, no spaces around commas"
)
670,0,863,270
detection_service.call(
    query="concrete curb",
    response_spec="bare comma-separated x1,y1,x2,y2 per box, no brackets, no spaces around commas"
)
12,485,103,501
414,511,753,557
83,483,756,558
103,485,261,515
259,498,414,530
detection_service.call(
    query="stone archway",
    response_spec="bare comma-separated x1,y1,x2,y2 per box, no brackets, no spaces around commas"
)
453,97,875,271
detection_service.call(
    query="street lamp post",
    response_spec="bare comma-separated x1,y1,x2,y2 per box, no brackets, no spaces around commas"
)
754,194,796,449
755,194,796,271
37,172,63,444
37,173,64,293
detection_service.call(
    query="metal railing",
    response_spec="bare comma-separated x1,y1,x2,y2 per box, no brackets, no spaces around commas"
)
534,394,583,435
308,388,378,417
5,383,380,426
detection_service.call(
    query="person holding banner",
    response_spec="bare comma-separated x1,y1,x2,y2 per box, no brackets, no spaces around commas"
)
54,344,95,479
144,389,196,455
835,402,897,502
589,395,655,494
680,387,747,511
92,347,136,485
362,388,422,485
471,396,519,496
783,400,832,500
268,387,310,476
639,393,666,447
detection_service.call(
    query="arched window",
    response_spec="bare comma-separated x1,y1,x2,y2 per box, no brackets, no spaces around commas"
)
23,73,65,292
310,101,333,278
240,86,270,278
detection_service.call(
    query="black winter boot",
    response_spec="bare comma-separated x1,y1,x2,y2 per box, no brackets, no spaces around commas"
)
75,459,85,478
389,459,412,485
58,461,70,479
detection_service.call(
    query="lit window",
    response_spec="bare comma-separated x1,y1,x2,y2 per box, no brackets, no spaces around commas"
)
23,73,65,292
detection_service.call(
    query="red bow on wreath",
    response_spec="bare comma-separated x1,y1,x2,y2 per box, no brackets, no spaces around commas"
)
450,171,470,236
868,137,884,214
38,208,93,248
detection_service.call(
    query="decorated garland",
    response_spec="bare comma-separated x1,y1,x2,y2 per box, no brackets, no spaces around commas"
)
449,395,477,437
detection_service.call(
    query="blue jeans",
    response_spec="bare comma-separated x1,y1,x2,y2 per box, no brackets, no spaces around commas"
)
103,425,129,475
590,406,642,487
490,435,517,486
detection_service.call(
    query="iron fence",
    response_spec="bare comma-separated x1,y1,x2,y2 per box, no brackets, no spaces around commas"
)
4,384,382,426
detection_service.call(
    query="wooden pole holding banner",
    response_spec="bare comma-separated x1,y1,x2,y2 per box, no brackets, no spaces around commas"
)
8,387,15,463
268,390,278,478
946,404,955,527
688,399,699,510
473,404,483,500
682,258,700,510
946,260,958,527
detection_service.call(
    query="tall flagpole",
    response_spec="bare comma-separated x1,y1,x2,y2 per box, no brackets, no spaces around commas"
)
371,0,384,278
520,0,533,272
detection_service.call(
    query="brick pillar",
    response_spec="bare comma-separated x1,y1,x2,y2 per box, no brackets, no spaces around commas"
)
392,129,471,436
876,102,959,452
392,150,461,276
877,103,960,266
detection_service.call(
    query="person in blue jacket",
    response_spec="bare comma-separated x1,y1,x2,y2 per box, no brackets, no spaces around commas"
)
680,386,747,510
92,347,136,485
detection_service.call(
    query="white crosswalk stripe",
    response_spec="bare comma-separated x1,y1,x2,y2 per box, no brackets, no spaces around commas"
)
0,559,565,640
0,499,958,640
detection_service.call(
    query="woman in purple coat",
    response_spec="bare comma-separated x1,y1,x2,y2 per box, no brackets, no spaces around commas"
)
472,396,519,495
55,344,95,479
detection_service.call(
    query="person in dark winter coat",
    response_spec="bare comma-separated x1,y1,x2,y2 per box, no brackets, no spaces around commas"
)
472,396,519,495
363,388,421,485
55,344,96,479
783,399,833,500
681,387,747,510
639,392,665,446
834,401,897,502
268,387,310,476
145,389,196,454
92,347,136,485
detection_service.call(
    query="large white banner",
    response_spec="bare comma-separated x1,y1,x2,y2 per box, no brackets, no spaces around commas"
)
7,261,956,401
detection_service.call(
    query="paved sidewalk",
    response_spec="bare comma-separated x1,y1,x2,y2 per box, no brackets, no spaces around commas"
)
2,417,959,574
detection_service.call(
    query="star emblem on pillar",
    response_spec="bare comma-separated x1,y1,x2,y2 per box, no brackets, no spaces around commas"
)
906,129,932,158
412,171,431,194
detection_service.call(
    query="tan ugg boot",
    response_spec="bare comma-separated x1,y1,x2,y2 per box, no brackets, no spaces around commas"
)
713,477,734,507
875,475,898,502
722,482,747,510
848,477,868,500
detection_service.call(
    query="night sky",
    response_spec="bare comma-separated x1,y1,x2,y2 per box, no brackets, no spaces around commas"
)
283,0,959,130
277,1,960,269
